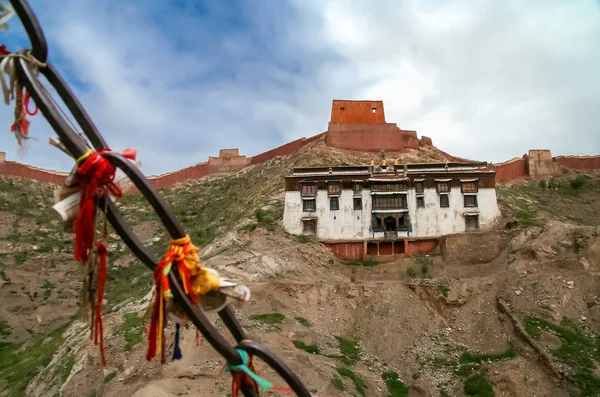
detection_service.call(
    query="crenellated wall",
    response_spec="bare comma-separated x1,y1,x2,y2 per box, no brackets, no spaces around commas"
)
1,99,599,188
493,156,528,183
0,152,68,185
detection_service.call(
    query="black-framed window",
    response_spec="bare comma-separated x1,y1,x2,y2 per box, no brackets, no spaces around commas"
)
330,197,339,211
464,195,478,207
372,195,407,209
461,182,478,193
415,181,424,194
437,182,451,193
328,183,340,196
303,199,316,212
301,184,316,197
440,195,449,208
416,196,425,208
353,197,362,210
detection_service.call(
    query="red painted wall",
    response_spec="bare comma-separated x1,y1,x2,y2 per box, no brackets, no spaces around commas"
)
323,242,364,261
407,239,438,255
556,155,600,170
493,157,528,183
0,158,67,185
326,122,421,152
330,100,386,124
250,133,325,165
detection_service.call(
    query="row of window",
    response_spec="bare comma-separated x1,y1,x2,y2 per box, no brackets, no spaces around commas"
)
302,214,480,235
301,181,479,197
302,194,478,212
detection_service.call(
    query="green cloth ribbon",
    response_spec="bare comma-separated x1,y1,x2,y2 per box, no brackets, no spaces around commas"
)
225,349,273,390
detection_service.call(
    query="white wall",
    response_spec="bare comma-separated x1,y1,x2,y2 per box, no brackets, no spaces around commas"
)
409,187,500,237
283,187,501,240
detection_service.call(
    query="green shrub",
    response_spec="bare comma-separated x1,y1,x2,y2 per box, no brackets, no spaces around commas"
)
292,340,320,355
295,317,311,327
439,285,449,297
336,367,367,397
104,371,117,383
464,374,494,397
382,371,409,396
570,175,587,190
295,235,309,244
249,313,285,324
331,375,346,391
406,266,416,277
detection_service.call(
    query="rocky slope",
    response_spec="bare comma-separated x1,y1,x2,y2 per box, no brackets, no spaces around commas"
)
0,142,599,397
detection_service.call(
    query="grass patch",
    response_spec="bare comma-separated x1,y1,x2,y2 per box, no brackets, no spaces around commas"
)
117,312,144,351
295,235,309,244
334,336,360,366
56,354,75,384
464,374,494,397
253,208,277,231
382,371,409,397
414,254,432,276
14,252,27,265
105,259,153,311
292,340,320,355
42,280,55,300
294,317,311,327
524,315,600,395
459,347,517,365
343,257,380,267
406,266,416,277
0,321,12,337
248,313,285,324
331,375,346,391
104,371,117,383
0,322,70,396
438,285,449,297
515,208,543,227
336,367,367,397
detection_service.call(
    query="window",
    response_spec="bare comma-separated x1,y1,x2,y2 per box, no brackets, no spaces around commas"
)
465,215,479,231
328,183,340,196
464,195,478,207
372,107,377,113
372,182,406,192
353,197,362,210
353,182,363,195
330,197,339,211
303,199,316,212
440,195,449,208
415,181,424,194
437,182,451,193
303,219,316,235
416,196,425,208
462,182,478,193
373,195,407,210
301,184,316,197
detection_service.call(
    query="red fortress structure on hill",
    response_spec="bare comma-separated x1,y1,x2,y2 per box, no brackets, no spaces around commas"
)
1,100,599,188
326,100,433,151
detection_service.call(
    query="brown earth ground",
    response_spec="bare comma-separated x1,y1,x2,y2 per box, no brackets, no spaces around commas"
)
0,141,599,397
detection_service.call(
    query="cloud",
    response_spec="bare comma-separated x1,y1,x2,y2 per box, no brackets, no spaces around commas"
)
0,0,598,175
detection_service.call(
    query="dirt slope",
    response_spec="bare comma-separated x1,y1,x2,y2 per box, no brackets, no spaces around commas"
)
0,144,599,397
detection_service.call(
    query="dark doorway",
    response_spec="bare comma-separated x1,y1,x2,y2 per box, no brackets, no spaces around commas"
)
384,216,397,231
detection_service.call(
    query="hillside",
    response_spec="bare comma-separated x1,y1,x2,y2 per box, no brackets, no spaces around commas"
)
0,142,599,397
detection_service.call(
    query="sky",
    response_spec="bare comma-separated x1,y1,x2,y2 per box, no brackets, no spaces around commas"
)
0,0,599,175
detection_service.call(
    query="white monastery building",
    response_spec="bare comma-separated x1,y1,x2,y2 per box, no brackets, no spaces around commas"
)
283,160,501,251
